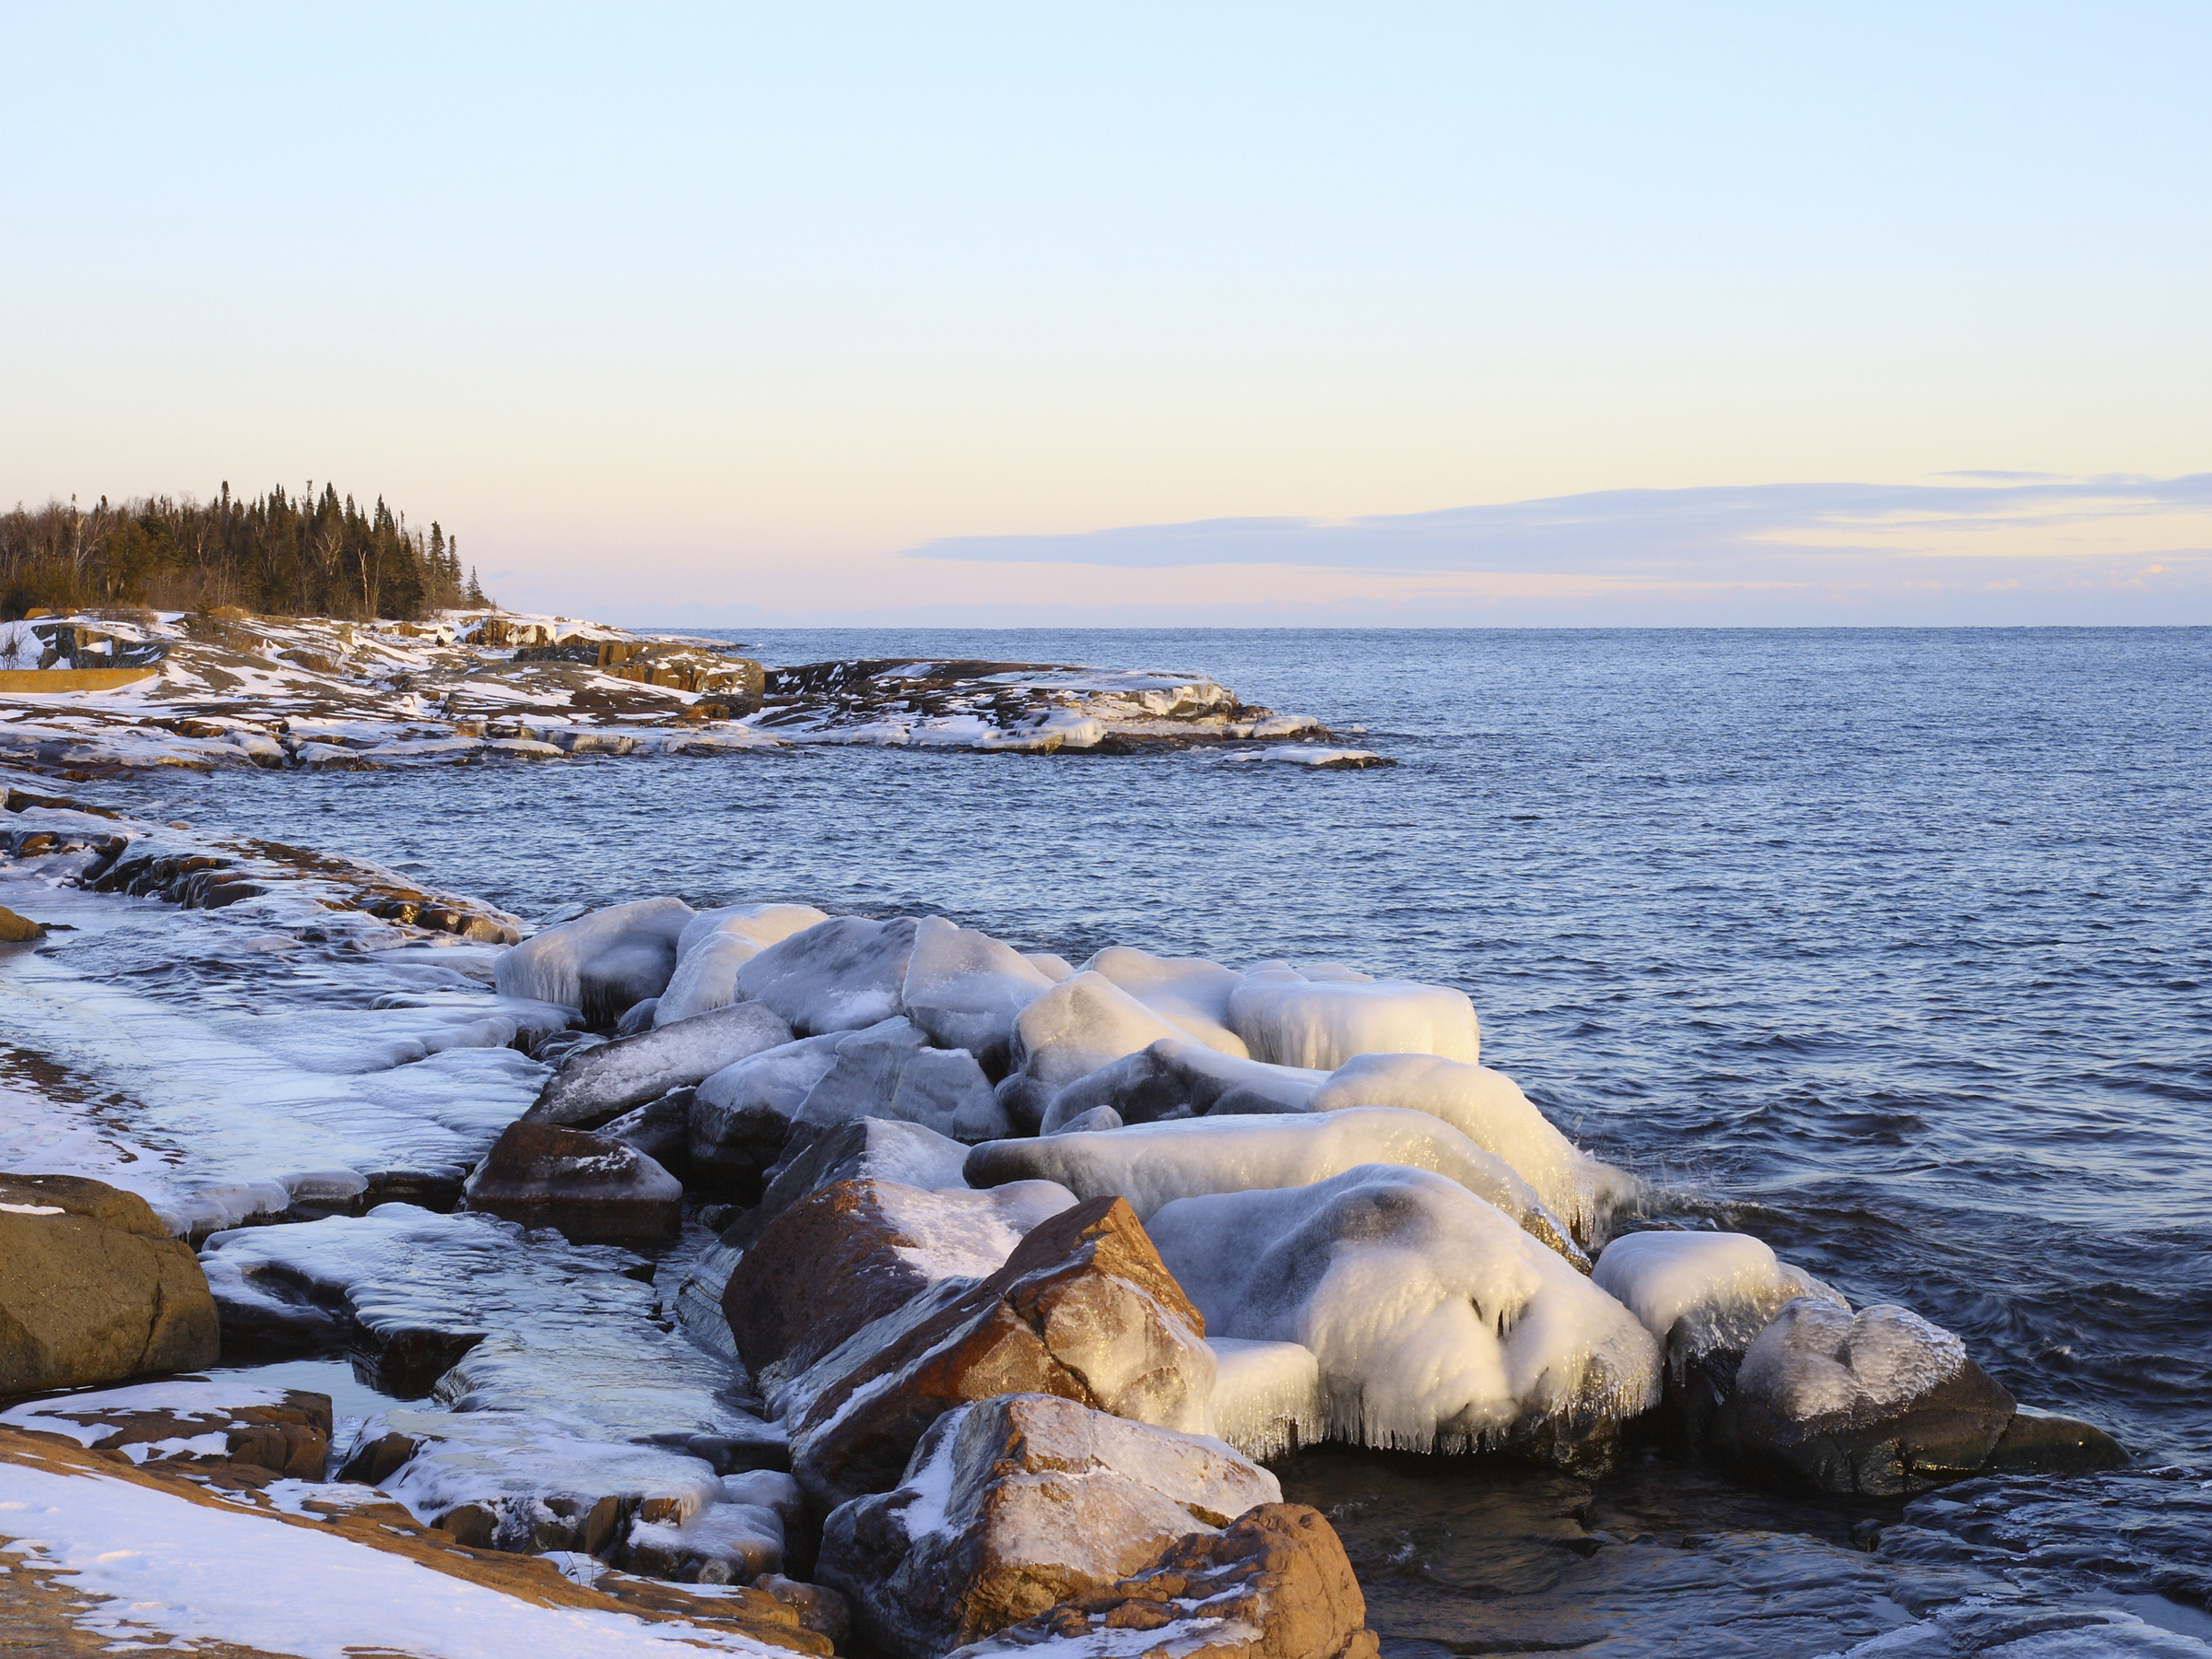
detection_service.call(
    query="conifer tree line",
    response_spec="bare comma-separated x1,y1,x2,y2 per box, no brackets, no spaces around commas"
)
0,483,492,621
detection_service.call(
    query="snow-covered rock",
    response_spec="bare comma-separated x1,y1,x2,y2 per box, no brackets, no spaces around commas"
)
622,1468,803,1583
0,1380,333,1478
965,1107,1584,1265
900,916,1057,1071
794,1018,1013,1144
1228,966,1479,1070
817,1392,1282,1659
735,914,921,1034
526,1000,794,1127
732,1117,976,1248
494,897,694,1026
688,1032,846,1195
1038,1039,1326,1133
787,1196,1217,1509
1708,1298,2017,1496
1079,947,1250,1058
1312,1054,1631,1242
1146,1165,1660,1462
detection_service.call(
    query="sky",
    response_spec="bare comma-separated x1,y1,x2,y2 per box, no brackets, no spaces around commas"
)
4,4,2207,626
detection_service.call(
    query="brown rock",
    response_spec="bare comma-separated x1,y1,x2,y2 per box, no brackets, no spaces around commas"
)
818,1393,1283,1659
954,1503,1379,1659
460,1121,681,1245
722,1174,1074,1390
0,1172,218,1394
5,1387,333,1479
789,1196,1215,1510
0,903,46,941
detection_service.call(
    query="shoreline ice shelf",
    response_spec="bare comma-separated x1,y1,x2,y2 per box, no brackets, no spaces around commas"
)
0,608,1385,772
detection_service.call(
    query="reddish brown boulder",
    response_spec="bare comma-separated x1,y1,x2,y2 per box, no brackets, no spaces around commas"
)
788,1195,1216,1509
952,1503,1379,1659
460,1121,681,1245
0,1172,218,1394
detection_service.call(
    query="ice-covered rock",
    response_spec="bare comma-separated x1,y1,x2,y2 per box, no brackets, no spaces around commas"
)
494,897,695,1026
1310,1053,1631,1242
965,1107,1584,1265
657,903,832,1027
1147,1165,1660,1462
596,1088,694,1179
1228,966,1479,1070
689,1033,846,1196
1079,947,1250,1058
0,1172,218,1394
730,1117,975,1248
527,1000,794,1128
735,914,920,1034
788,1195,1217,1510
947,1502,1379,1659
624,1468,803,1583
1206,1338,1325,1462
817,1392,1282,1659
721,1175,1079,1392
1708,1298,2018,1496
1038,1039,1326,1133
901,916,1057,1072
460,1120,683,1245
1048,1106,1124,1135
794,1018,1012,1145
1002,972,1201,1129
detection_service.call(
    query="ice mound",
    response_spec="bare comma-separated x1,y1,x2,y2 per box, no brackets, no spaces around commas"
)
1592,1230,1845,1381
493,896,693,1024
689,1032,848,1192
735,914,920,1034
1206,1338,1324,1462
1735,1299,1969,1424
1037,1039,1328,1133
794,1017,1012,1144
526,1000,794,1127
964,1106,1583,1263
1229,964,1480,1070
1147,1165,1661,1460
1312,1053,1632,1241
1079,946,1251,1057
1006,971,1192,1111
657,902,830,1027
900,915,1056,1070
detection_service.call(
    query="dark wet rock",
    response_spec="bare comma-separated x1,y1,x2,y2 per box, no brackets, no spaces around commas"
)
817,1392,1281,1659
950,1502,1379,1659
0,1172,218,1394
526,1000,794,1128
788,1195,1215,1511
725,1116,971,1249
1709,1299,2017,1496
721,1174,1077,1389
755,1574,853,1648
1979,1406,2128,1476
461,1121,682,1245
600,1088,695,1182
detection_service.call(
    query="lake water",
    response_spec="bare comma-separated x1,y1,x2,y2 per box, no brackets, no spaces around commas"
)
106,626,2212,1654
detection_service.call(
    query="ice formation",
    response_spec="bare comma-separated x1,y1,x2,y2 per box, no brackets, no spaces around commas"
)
900,915,1056,1066
1147,1166,1661,1456
1733,1299,1970,1424
528,1001,794,1124
657,903,830,1027
1311,1053,1632,1241
1008,971,1193,1094
1205,1338,1325,1462
1229,965,1481,1069
1591,1231,1846,1380
735,914,920,1033
1036,1039,1327,1133
794,1018,1011,1143
1079,946,1251,1057
492,896,693,1019
964,1106,1583,1262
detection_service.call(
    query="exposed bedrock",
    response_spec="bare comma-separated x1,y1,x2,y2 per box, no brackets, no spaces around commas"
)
1707,1297,2019,1496
721,1174,1078,1392
817,1392,1283,1659
786,1195,1217,1512
0,1172,219,1394
459,1120,683,1246
526,1000,794,1127
947,1501,1380,1659
0,1381,333,1479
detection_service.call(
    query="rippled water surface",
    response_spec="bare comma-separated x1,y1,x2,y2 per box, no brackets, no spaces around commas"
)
109,626,2212,1654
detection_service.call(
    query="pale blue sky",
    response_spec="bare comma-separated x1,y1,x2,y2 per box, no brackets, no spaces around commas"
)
5,4,2206,622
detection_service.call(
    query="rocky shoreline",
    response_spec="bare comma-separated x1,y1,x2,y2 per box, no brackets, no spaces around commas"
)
0,777,2136,1659
0,609,1387,775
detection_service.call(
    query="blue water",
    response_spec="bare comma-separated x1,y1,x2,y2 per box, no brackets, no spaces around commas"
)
110,626,2212,1653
